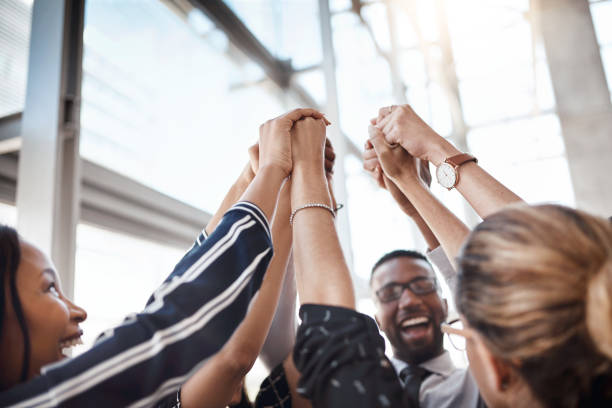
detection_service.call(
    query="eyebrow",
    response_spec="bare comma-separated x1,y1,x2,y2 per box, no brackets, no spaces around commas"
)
42,268,58,280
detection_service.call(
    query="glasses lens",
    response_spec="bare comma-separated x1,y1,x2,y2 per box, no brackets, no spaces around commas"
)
377,283,402,302
447,320,466,351
410,277,436,294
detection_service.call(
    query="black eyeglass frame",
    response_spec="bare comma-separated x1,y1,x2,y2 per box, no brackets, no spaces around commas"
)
374,276,438,303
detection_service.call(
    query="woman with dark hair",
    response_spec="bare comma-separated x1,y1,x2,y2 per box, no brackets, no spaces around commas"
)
0,108,326,407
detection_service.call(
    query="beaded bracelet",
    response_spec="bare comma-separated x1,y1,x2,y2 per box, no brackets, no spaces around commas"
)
290,203,336,226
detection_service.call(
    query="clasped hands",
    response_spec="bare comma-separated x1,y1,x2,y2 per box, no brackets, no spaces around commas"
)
362,104,460,216
241,108,337,209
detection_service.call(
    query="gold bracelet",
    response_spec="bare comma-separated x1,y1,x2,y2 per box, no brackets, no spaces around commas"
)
290,203,336,226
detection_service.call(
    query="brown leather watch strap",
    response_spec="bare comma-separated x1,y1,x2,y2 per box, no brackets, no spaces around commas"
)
445,153,477,168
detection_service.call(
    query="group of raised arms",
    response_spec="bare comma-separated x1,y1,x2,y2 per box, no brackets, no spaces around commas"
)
0,105,611,408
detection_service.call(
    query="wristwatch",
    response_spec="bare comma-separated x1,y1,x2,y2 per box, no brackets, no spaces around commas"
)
436,153,478,190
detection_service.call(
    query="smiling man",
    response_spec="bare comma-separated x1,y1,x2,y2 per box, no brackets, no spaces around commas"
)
370,249,483,408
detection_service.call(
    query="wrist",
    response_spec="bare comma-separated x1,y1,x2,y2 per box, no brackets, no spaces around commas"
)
426,138,461,167
291,168,330,208
256,164,287,187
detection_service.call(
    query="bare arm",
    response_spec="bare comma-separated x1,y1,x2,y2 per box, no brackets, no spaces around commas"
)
204,146,258,235
181,180,293,408
377,105,524,218
369,126,469,264
363,139,440,251
291,118,355,308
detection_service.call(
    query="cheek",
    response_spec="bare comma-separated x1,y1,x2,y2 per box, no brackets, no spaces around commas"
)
27,297,71,343
465,342,496,403
378,306,397,330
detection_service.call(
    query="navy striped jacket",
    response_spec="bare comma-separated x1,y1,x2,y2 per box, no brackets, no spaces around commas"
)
0,202,273,407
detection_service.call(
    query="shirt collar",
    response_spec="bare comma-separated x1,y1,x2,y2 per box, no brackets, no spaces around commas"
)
390,350,456,378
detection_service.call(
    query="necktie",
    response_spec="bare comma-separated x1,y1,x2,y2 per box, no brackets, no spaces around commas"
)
399,365,431,408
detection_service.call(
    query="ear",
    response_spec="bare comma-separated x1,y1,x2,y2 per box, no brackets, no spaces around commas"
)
474,338,515,393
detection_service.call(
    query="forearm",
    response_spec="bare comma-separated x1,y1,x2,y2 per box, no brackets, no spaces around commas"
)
205,167,252,235
456,162,523,218
1,206,273,408
240,165,286,223
181,189,293,408
260,257,297,370
291,167,355,309
396,179,470,264
411,212,440,251
431,142,524,219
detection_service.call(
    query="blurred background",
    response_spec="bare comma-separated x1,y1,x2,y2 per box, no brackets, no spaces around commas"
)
1,0,611,396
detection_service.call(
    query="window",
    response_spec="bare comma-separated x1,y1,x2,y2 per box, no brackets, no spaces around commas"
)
0,0,32,117
80,0,289,213
73,223,185,355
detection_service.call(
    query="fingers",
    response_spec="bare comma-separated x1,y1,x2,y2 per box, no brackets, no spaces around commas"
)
370,117,377,126
282,108,325,124
377,105,396,123
362,145,377,161
363,157,380,172
368,125,390,156
325,159,334,174
373,166,386,189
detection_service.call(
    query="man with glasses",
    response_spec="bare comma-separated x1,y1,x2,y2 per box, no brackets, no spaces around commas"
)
370,249,484,407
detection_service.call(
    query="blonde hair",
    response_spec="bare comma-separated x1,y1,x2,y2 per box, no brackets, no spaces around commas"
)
457,204,612,407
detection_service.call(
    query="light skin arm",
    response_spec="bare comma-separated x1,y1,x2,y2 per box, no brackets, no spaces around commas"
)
376,105,523,218
204,146,257,235
362,139,440,251
368,126,470,263
290,117,355,308
180,181,293,408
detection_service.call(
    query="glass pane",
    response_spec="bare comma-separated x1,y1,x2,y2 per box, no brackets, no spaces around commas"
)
591,1,612,46
224,0,322,69
80,0,288,213
0,201,17,226
345,155,421,282
73,223,185,355
0,0,32,117
467,114,575,206
332,12,393,145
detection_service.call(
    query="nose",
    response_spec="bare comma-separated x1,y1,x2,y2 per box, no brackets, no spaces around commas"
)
67,299,88,323
397,286,424,309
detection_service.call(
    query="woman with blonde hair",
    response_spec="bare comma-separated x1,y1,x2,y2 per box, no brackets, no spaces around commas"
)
453,204,612,407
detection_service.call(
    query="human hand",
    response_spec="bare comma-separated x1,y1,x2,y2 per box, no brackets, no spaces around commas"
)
368,125,424,188
290,116,328,175
259,108,328,177
363,137,431,217
325,138,338,212
374,105,459,166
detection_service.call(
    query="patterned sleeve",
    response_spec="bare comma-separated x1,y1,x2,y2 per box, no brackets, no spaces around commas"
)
0,202,273,408
293,304,405,408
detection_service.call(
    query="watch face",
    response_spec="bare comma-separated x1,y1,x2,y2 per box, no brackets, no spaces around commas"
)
436,163,457,189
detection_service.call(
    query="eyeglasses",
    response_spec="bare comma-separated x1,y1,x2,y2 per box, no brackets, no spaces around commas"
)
375,277,437,303
441,318,469,351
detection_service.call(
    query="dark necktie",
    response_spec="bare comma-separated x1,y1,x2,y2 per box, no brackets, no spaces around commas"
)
399,365,431,408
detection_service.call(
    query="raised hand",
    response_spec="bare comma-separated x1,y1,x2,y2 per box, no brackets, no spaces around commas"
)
367,125,422,185
290,116,328,174
259,108,327,178
375,104,460,166
363,131,431,217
